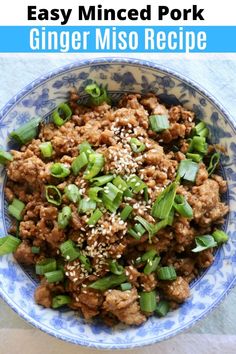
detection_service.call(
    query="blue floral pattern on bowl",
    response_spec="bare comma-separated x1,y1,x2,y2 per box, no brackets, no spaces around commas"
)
0,58,236,349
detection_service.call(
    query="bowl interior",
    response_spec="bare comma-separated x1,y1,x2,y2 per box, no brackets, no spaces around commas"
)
0,58,236,349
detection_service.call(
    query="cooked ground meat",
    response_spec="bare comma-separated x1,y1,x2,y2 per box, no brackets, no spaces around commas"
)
4,88,229,326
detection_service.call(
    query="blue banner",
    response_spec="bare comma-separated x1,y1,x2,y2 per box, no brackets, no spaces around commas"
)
0,26,235,53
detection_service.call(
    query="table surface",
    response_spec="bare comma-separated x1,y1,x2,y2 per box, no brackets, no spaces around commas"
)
0,54,235,354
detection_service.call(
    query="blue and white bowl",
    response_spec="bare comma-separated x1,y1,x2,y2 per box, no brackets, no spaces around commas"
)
0,58,235,349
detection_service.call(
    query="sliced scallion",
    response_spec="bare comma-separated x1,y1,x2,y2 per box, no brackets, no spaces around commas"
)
135,216,155,238
78,198,96,214
45,185,62,206
151,182,177,220
207,152,220,176
130,138,146,153
45,270,64,283
0,235,21,256
87,208,103,226
50,163,70,178
88,186,102,203
64,184,81,204
89,273,127,291
186,153,202,163
71,152,88,175
0,150,13,165
59,240,80,261
35,258,57,275
155,300,170,317
58,206,72,229
112,176,128,192
10,117,41,145
39,142,53,158
127,174,146,193
79,141,93,157
120,282,132,291
144,256,161,275
120,205,133,221
212,229,229,244
157,266,177,281
173,195,193,218
8,198,25,221
192,235,218,253
188,136,208,155
31,246,40,254
84,153,104,180
52,295,71,308
177,159,199,183
193,121,209,138
141,249,157,262
149,115,169,132
91,174,114,186
109,260,124,275
52,103,72,126
85,84,110,106
139,291,157,312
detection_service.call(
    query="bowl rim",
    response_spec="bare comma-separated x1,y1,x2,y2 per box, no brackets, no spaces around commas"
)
0,57,235,349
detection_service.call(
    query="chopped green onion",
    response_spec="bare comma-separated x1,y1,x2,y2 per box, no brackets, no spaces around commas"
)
0,235,21,255
85,83,101,97
45,270,64,283
186,153,202,163
135,216,155,238
31,246,40,254
212,229,229,244
120,282,132,291
10,117,41,145
143,187,149,203
78,253,92,272
151,182,177,220
112,176,128,192
89,273,127,291
155,300,170,317
128,228,142,240
50,163,70,178
123,188,134,198
149,115,169,132
192,235,218,253
8,198,25,221
130,138,146,153
153,218,170,234
87,208,103,226
39,142,53,158
52,295,71,308
71,152,88,175
102,186,123,213
88,186,102,202
84,153,104,180
52,103,72,126
120,205,133,221
139,291,157,312
0,150,13,165
59,240,80,261
173,195,193,218
127,174,146,193
103,183,122,201
193,121,209,138
141,249,157,262
58,206,72,229
79,141,93,156
91,174,114,186
45,185,62,206
78,198,96,214
85,84,110,106
207,152,220,176
134,223,146,236
109,260,124,275
157,266,177,280
144,256,161,275
177,159,199,183
35,258,57,275
64,184,81,204
188,136,208,155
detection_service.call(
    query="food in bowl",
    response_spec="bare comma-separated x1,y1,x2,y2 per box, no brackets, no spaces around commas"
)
0,83,229,326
